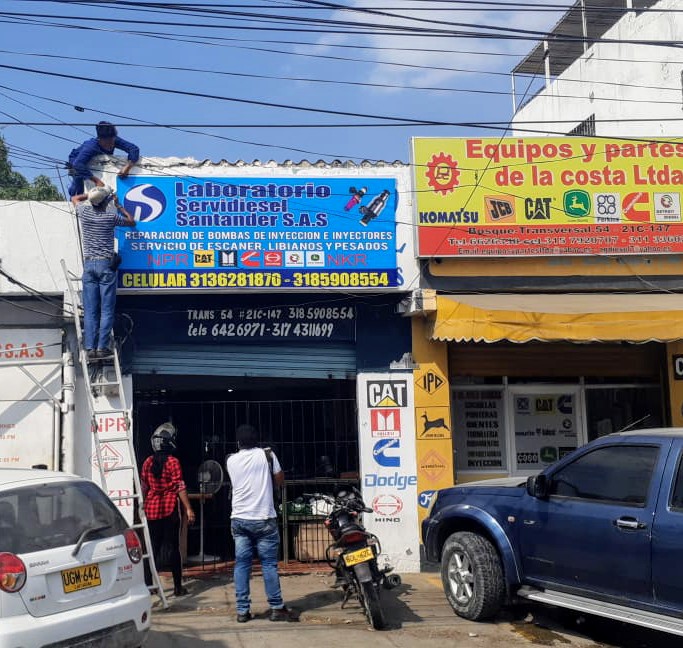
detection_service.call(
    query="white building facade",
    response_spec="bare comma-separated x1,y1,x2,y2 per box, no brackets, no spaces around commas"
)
510,0,680,138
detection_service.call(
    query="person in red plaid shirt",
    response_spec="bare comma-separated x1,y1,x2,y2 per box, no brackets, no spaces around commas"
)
141,422,195,596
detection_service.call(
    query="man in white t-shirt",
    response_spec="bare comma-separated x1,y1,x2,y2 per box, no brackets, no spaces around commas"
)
226,424,291,623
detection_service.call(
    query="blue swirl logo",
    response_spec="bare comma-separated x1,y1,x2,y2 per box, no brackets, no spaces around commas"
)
123,184,166,222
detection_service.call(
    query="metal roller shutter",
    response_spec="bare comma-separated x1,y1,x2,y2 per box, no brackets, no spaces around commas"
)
449,342,663,379
131,343,357,379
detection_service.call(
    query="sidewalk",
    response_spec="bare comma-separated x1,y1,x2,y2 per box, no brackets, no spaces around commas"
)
144,568,611,648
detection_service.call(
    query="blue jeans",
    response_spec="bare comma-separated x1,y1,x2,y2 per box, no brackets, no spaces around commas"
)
231,518,283,614
82,259,117,350
68,175,86,197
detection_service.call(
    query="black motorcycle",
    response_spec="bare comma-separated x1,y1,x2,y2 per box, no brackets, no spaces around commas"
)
304,488,401,630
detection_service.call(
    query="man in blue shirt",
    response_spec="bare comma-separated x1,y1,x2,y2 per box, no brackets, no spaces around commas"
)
67,122,140,197
71,185,136,360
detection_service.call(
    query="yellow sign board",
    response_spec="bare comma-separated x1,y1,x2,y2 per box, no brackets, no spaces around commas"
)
412,136,683,257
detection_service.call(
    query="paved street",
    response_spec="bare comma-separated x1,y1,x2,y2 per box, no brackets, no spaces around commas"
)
145,571,679,648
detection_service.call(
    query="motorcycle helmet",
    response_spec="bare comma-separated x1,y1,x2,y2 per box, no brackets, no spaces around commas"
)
151,422,177,452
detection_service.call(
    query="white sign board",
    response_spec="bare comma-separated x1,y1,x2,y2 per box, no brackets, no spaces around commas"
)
513,392,579,472
0,329,62,469
357,372,419,573
453,389,507,473
87,375,135,524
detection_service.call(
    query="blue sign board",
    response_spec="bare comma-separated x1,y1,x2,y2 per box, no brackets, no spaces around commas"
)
115,176,399,290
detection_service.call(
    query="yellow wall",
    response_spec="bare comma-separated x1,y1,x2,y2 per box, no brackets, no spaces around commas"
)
412,317,453,526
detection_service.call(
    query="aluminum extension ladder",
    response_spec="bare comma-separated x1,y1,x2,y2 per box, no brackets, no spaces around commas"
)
61,259,169,609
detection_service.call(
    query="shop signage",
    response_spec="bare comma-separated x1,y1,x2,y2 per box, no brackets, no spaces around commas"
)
418,489,436,509
132,303,356,344
417,407,451,440
116,176,400,290
513,392,579,472
453,390,506,472
418,448,449,483
357,372,419,572
183,305,355,343
412,136,683,257
415,370,445,396
92,412,135,524
372,438,401,467
0,329,62,469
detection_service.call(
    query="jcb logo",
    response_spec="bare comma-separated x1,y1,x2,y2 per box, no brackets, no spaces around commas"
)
485,196,515,223
193,250,215,267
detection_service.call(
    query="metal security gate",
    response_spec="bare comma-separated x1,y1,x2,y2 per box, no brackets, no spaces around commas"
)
130,343,357,379
133,397,358,564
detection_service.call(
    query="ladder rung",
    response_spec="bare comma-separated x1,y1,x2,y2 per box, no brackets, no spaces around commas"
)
109,493,141,502
92,408,126,415
91,380,120,387
104,464,135,472
131,523,146,531
99,436,131,443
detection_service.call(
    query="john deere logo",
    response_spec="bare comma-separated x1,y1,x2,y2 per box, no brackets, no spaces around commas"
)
564,190,591,217
540,446,558,464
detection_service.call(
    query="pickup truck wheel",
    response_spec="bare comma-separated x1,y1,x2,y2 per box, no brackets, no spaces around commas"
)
441,531,504,621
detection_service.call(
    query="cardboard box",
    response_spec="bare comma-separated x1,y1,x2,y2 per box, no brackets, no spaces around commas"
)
293,521,329,562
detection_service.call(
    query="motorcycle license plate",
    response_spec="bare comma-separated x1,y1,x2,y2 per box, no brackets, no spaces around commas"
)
343,547,373,567
61,563,101,593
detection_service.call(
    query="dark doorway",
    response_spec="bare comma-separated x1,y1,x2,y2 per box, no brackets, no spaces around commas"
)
133,376,357,561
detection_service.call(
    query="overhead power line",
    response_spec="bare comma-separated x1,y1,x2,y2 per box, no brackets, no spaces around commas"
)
2,47,681,97
1,8,682,46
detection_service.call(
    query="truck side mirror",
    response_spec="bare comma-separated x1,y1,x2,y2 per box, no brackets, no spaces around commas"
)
526,474,548,499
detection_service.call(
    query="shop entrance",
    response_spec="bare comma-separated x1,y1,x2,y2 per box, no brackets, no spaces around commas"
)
132,375,357,563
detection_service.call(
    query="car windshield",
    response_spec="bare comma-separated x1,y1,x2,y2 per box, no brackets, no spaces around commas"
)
0,480,128,554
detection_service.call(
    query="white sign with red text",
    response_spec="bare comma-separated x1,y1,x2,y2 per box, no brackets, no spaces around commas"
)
357,372,419,573
0,329,62,469
91,411,135,524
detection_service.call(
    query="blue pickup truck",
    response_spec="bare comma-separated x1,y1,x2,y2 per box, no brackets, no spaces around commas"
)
422,429,683,637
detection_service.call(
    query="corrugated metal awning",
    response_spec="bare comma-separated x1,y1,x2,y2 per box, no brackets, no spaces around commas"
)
131,343,356,379
429,294,683,343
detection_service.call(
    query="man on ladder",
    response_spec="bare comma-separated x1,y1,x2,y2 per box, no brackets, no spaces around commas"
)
71,185,135,360
63,184,169,608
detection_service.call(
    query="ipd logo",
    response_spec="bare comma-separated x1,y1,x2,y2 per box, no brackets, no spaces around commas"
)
123,184,166,222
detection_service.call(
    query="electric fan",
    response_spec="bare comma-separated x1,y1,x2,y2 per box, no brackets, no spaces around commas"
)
187,459,224,564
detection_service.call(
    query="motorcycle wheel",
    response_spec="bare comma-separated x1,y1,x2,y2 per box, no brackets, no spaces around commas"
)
360,581,386,630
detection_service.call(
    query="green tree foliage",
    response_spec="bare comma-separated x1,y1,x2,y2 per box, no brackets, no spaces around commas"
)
0,137,63,201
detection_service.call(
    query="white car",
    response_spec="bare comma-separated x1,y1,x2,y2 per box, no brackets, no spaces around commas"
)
0,468,151,648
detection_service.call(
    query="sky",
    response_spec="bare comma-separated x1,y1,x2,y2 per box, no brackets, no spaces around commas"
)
0,0,568,190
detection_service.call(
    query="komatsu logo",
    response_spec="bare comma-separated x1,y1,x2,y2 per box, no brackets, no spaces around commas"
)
123,184,166,222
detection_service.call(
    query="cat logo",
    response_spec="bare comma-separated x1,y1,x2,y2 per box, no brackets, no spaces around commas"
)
484,196,515,223
193,250,215,267
564,190,591,218
524,197,552,220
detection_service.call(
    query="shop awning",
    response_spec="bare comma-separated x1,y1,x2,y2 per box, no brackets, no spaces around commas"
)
429,294,683,343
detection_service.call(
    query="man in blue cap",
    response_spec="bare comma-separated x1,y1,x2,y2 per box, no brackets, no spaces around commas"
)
67,121,139,197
